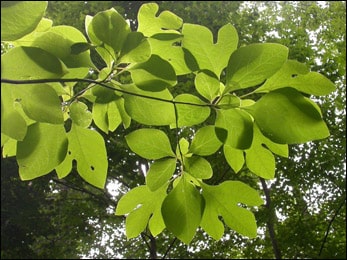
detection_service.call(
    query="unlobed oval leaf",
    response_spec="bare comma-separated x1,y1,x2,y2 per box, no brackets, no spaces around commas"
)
123,84,175,126
146,158,177,191
17,122,68,180
162,177,204,244
125,129,175,160
172,94,210,127
129,55,177,91
189,126,222,156
249,88,330,144
226,43,288,90
215,109,253,149
1,1,47,41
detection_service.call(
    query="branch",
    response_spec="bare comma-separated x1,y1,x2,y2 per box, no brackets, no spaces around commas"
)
162,237,177,259
1,78,214,108
318,196,346,256
260,178,282,259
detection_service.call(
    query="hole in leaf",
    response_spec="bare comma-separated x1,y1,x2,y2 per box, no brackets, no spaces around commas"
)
68,150,72,155
90,166,95,171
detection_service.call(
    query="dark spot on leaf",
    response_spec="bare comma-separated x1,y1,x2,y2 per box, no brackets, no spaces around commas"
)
91,166,95,171
291,74,298,78
68,150,71,155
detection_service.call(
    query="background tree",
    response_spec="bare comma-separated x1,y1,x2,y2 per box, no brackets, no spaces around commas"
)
1,1,345,259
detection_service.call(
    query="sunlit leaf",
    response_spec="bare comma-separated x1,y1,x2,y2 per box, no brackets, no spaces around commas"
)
249,88,330,144
17,123,68,180
162,176,204,244
125,128,175,160
115,185,167,237
226,43,288,90
201,181,263,240
55,124,108,188
1,1,47,41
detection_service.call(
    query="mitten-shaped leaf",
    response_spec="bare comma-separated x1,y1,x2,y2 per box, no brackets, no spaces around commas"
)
55,124,108,188
115,185,167,237
183,23,238,78
200,181,263,240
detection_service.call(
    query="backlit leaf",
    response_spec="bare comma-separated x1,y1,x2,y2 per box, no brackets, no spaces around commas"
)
125,128,175,160
17,123,68,180
215,109,253,149
115,185,167,237
226,43,288,90
162,176,204,244
183,23,238,78
249,88,330,144
200,181,263,240
189,126,222,156
1,1,47,41
55,124,108,188
146,158,177,191
255,60,336,96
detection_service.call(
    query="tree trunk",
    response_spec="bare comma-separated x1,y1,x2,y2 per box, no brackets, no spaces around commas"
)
260,178,282,259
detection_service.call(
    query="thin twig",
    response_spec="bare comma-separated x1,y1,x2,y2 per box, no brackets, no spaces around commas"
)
162,237,177,259
318,196,346,256
1,78,214,108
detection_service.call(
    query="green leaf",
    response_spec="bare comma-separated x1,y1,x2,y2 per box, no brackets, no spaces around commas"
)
129,55,177,91
1,1,47,41
148,33,198,75
1,85,28,141
1,46,67,79
89,8,131,53
162,176,204,244
215,109,253,149
195,71,220,101
123,84,175,126
226,43,289,90
172,94,210,127
55,124,108,188
200,181,263,240
182,23,239,77
69,102,92,128
177,138,190,156
255,60,336,96
70,42,95,55
17,123,68,180
217,94,241,109
1,134,17,157
125,129,175,160
184,156,213,179
29,26,95,68
249,88,330,144
115,185,167,237
12,84,64,124
223,145,244,173
189,126,222,156
137,3,183,37
119,32,151,63
146,158,177,191
92,100,121,133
